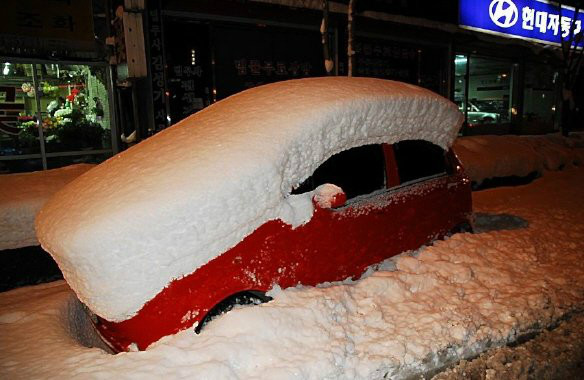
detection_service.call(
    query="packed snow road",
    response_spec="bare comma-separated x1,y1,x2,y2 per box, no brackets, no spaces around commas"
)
1,166,583,379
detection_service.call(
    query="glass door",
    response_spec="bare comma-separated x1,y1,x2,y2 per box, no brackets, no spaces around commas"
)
454,54,517,133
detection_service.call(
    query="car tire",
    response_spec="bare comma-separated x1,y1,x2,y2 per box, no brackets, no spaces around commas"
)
194,291,272,334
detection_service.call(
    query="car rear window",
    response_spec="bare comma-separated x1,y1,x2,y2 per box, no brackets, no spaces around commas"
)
292,144,386,200
393,140,446,184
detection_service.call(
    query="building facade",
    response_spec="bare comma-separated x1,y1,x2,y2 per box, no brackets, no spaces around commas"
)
133,0,578,141
0,0,119,173
1,0,581,173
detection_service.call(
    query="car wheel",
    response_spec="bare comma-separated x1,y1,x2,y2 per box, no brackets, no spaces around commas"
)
194,291,272,334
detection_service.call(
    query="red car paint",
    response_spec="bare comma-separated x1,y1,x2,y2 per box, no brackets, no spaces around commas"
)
96,148,472,352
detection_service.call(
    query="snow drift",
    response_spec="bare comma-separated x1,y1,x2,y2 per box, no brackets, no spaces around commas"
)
453,133,584,184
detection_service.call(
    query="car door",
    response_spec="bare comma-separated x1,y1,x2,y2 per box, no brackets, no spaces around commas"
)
388,140,465,245
286,143,391,282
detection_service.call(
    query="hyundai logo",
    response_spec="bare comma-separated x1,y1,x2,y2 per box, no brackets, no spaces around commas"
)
489,0,518,28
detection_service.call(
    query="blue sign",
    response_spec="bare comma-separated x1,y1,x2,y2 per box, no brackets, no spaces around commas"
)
460,0,583,47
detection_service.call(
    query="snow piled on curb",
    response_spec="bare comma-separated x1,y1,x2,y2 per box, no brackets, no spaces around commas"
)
0,164,95,250
2,165,583,379
453,133,584,184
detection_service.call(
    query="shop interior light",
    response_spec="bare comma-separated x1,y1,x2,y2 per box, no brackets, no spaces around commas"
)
191,49,196,66
3,63,10,75
454,55,467,65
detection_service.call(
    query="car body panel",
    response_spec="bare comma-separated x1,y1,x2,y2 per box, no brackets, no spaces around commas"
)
96,148,472,351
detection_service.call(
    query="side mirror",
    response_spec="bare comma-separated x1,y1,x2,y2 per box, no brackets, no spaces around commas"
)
312,184,347,209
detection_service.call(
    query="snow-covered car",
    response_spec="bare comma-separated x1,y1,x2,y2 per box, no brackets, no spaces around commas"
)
36,77,472,352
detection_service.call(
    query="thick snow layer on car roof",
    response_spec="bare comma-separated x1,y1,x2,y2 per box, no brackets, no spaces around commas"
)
35,77,463,321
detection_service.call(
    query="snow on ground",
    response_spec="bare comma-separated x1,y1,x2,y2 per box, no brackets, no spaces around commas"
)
0,164,94,251
1,159,583,378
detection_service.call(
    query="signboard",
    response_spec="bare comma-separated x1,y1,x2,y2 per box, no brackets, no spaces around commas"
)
0,0,95,55
459,0,583,47
212,24,325,100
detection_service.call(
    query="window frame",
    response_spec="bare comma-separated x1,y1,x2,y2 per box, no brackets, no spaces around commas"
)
290,143,388,203
390,140,449,187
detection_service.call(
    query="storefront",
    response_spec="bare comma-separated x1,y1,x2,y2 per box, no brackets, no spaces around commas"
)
453,51,560,135
139,0,454,138
0,0,117,173
456,0,582,135
142,0,329,135
0,61,116,173
135,0,579,140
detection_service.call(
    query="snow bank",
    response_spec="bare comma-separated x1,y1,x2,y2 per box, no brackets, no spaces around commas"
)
35,77,463,322
453,133,584,184
0,164,94,250
2,167,583,379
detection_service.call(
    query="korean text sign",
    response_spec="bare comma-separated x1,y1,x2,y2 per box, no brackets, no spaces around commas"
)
460,0,583,47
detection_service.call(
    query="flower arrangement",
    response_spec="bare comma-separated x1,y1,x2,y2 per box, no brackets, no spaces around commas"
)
66,88,79,103
41,82,60,97
21,82,35,98
15,84,105,151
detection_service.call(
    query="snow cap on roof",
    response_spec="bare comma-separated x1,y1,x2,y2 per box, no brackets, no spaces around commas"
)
36,77,463,321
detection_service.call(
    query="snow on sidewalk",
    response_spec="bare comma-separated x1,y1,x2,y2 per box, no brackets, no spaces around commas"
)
1,166,583,379
0,164,94,250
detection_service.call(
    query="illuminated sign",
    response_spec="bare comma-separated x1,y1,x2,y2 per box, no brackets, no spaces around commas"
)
459,0,583,47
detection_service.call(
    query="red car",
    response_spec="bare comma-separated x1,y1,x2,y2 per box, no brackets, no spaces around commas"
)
36,77,472,352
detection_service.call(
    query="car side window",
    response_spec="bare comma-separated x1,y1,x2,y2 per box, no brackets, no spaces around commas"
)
291,144,386,200
393,140,446,184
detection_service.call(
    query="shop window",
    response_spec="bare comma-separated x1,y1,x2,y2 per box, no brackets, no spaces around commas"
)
454,55,516,128
0,62,113,173
0,64,39,157
291,144,386,200
393,140,446,184
523,64,559,133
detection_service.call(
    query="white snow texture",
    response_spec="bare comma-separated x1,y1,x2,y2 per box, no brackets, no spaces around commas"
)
0,164,94,250
35,77,463,322
453,133,584,184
